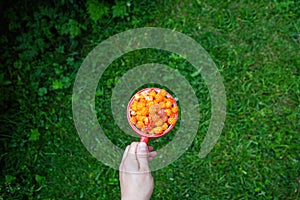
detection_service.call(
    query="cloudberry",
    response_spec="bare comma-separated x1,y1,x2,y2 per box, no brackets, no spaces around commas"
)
160,89,167,97
147,101,155,107
168,117,176,125
136,121,144,129
162,123,169,130
137,115,146,122
155,94,164,103
141,107,149,116
159,101,166,109
137,102,146,110
131,102,138,111
172,105,178,113
165,109,172,116
165,99,173,108
153,127,163,134
130,116,137,124
149,90,157,97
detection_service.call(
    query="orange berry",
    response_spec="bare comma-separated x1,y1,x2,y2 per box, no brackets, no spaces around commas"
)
136,121,144,129
160,89,167,97
155,94,164,103
147,101,155,107
136,115,146,122
137,102,146,110
168,117,177,125
162,123,169,130
139,98,146,103
169,113,176,119
131,102,138,111
130,116,137,124
149,90,157,97
141,107,149,116
165,109,172,116
172,105,178,113
159,101,166,109
165,99,173,108
153,126,163,134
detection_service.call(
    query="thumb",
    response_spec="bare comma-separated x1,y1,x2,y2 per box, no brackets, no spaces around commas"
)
137,142,150,171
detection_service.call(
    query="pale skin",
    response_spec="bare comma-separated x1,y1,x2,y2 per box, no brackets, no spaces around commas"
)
119,142,157,200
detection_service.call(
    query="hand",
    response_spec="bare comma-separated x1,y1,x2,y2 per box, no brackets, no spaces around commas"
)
119,142,157,200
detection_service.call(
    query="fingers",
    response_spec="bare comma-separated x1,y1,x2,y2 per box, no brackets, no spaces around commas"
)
137,142,151,171
148,146,154,152
119,144,131,179
120,142,158,173
121,142,140,172
121,145,131,162
148,145,157,161
149,151,157,161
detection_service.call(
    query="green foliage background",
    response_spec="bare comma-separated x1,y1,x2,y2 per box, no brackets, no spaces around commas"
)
0,0,299,199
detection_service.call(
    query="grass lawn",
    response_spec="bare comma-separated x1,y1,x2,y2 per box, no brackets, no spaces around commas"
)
0,0,299,199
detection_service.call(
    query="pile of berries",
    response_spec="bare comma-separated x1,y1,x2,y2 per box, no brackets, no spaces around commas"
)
128,88,178,134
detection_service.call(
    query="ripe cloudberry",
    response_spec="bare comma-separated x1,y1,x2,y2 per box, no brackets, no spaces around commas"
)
136,121,144,129
160,89,167,97
168,117,177,125
172,105,178,113
162,123,169,130
165,99,173,108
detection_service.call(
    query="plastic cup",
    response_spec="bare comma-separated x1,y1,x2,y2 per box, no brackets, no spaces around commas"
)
127,88,178,144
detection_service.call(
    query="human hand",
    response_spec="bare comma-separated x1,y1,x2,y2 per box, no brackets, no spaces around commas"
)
119,142,157,200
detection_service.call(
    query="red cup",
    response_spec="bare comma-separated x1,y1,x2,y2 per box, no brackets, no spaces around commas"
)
127,88,178,144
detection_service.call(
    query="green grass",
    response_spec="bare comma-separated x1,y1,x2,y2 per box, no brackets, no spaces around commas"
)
0,0,299,199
